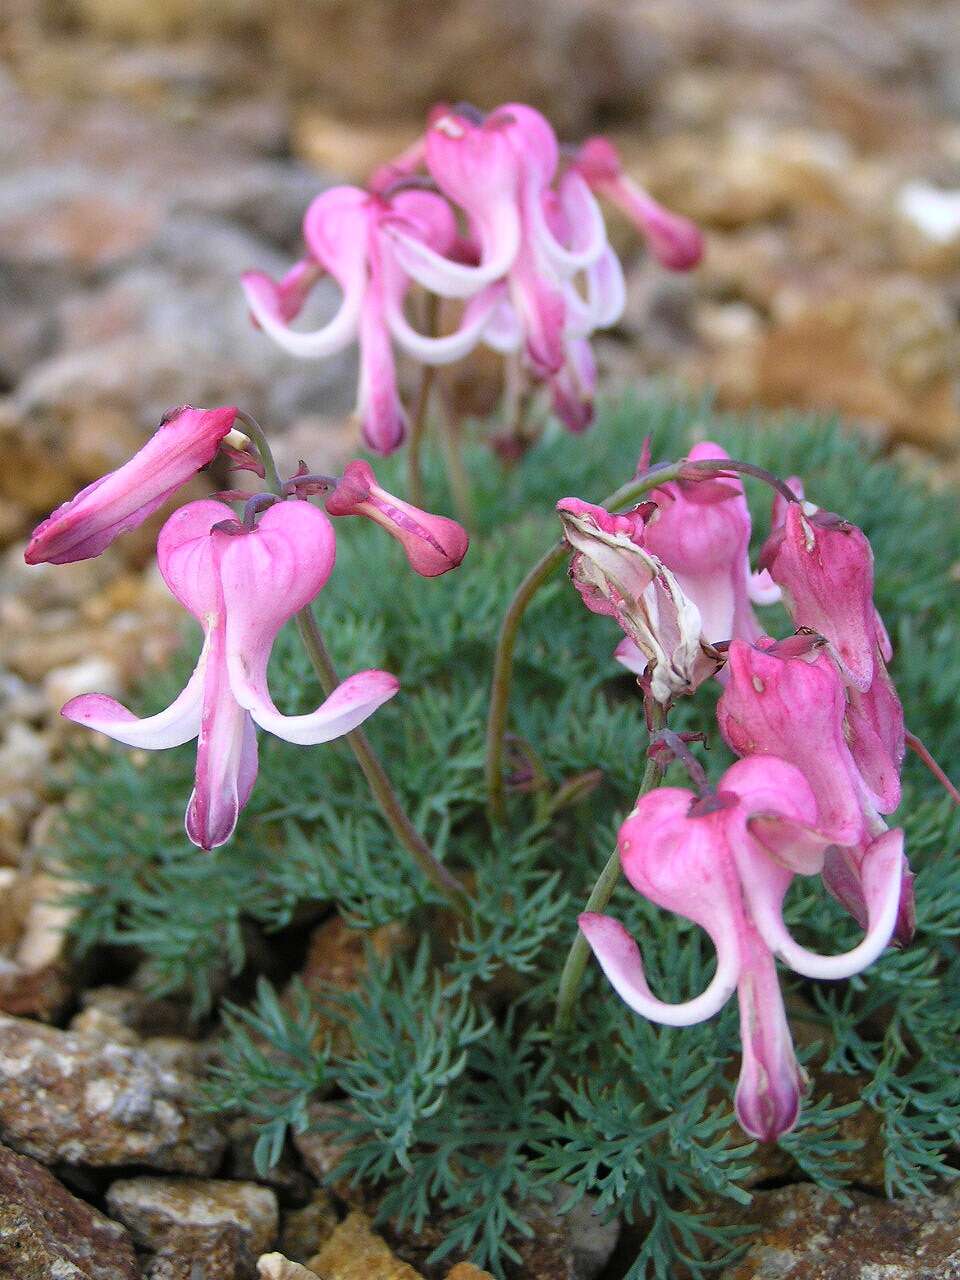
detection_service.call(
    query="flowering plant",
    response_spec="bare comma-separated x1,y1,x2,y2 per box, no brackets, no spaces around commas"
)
29,101,960,1279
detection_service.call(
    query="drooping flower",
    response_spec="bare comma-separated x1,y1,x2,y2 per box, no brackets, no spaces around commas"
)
557,497,722,705
571,136,704,272
242,186,502,455
25,405,238,565
325,459,468,576
717,634,912,943
760,493,880,692
61,499,398,849
384,103,621,380
579,756,906,1140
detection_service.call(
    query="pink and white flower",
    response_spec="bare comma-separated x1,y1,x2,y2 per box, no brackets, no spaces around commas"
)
384,103,623,381
25,405,238,565
242,186,502,455
579,756,906,1141
61,499,398,850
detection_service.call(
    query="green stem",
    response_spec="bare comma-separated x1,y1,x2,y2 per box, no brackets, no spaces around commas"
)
484,461,684,824
435,383,475,529
238,408,470,917
406,293,439,510
553,702,666,1032
296,609,471,916
234,409,282,495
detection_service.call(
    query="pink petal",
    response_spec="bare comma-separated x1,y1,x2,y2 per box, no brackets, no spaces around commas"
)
356,257,407,455
578,912,739,1027
734,930,803,1141
60,642,207,749
243,258,323,326
845,659,905,814
741,828,905,979
25,406,237,566
157,499,235,622
218,500,400,744
760,503,878,692
508,238,566,375
528,170,607,275
718,639,866,844
185,621,258,850
241,266,362,359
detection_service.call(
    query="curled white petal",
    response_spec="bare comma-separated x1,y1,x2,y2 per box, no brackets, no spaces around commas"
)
242,272,361,359
579,912,739,1026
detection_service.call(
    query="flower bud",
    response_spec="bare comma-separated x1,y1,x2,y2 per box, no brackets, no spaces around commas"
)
25,405,238,565
325,460,468,577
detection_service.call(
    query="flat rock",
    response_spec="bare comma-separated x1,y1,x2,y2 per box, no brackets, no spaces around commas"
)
143,1223,257,1280
106,1176,278,1255
0,1141,138,1280
722,1182,960,1279
0,1013,226,1172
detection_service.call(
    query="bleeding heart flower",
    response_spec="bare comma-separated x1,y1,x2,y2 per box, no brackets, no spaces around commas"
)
61,499,398,849
579,756,905,1141
243,186,502,455
557,497,722,705
25,405,238,565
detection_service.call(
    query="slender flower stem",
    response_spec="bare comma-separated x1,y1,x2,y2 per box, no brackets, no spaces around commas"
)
234,410,283,496
484,460,684,823
239,407,471,916
407,293,439,510
554,702,666,1032
905,730,960,805
296,608,471,915
437,383,475,529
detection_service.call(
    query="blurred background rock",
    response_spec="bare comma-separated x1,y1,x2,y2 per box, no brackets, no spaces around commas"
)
1,0,959,877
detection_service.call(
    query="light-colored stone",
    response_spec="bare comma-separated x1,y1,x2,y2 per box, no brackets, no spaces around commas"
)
258,1256,320,1280
106,1176,278,1255
277,1189,337,1263
0,1013,226,1171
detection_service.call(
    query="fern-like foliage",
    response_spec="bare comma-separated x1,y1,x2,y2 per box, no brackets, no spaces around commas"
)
51,396,960,1277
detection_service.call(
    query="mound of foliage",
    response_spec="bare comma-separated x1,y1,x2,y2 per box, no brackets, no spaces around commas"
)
53,395,960,1277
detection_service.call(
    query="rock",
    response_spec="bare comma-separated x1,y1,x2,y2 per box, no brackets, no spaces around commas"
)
71,985,194,1041
0,871,75,1020
277,1190,338,1263
0,1013,226,1172
292,1104,367,1207
443,1268,495,1280
225,1117,313,1203
0,1141,138,1279
720,1182,960,1279
258,1256,320,1280
106,1176,278,1255
308,1212,424,1280
143,1224,257,1280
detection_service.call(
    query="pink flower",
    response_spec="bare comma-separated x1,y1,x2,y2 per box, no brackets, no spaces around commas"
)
557,497,722,705
25,405,238,565
385,104,621,379
61,499,398,849
717,634,912,943
717,635,869,844
641,441,773,648
579,756,906,1140
572,136,704,271
325,459,468,577
760,495,880,692
243,186,502,455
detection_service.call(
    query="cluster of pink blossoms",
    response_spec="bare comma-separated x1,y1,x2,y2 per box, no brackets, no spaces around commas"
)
241,102,701,450
558,444,912,1141
25,405,468,850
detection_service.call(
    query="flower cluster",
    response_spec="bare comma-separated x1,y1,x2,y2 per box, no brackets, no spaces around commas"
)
561,444,914,1140
26,404,468,850
242,102,702,450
